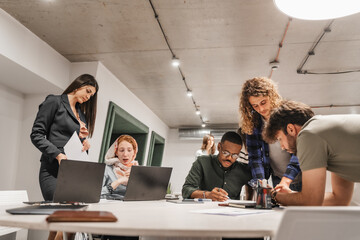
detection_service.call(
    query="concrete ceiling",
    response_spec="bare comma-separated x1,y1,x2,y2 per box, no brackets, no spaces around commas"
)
1,0,360,128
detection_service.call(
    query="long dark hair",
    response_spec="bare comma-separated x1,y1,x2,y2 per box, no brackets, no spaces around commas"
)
63,74,99,137
200,134,216,154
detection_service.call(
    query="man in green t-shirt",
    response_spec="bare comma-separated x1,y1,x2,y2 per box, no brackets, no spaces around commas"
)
263,100,360,206
182,131,252,201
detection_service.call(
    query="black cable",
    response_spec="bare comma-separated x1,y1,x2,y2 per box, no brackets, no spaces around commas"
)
311,103,360,108
148,0,205,125
300,69,360,75
297,20,337,74
148,0,175,58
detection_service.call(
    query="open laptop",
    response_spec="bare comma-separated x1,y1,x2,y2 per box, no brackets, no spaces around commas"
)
106,165,172,201
6,160,105,215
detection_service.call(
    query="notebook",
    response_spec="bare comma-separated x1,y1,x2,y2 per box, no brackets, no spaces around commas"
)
46,210,117,222
106,165,172,201
6,160,105,215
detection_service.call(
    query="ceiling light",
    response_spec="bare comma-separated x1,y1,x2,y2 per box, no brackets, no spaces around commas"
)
172,57,180,67
195,109,201,115
270,61,279,70
201,123,206,128
274,0,360,20
187,90,193,97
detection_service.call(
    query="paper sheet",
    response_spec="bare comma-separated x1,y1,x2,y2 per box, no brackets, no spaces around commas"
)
191,208,271,216
64,131,90,161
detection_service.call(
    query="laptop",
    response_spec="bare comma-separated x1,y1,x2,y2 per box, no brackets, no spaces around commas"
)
6,160,105,215
106,165,172,201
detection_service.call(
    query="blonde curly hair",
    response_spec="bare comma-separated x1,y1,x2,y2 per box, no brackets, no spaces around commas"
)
239,77,282,135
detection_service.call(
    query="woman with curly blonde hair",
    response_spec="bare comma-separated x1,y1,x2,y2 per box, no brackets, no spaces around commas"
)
239,77,302,191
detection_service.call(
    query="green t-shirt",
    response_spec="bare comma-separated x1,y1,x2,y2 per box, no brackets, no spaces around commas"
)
182,155,252,199
297,115,360,182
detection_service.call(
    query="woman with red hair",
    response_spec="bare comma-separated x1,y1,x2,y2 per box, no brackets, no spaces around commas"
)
101,135,139,197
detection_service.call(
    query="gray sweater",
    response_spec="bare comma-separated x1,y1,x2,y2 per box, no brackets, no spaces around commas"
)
101,165,127,197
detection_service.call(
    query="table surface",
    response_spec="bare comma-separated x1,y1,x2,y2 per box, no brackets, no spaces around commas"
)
0,200,284,238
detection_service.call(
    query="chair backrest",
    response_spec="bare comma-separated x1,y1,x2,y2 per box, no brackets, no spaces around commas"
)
274,206,360,240
0,190,28,205
0,190,28,239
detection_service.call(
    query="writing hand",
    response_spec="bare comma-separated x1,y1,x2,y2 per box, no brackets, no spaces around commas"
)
209,187,229,202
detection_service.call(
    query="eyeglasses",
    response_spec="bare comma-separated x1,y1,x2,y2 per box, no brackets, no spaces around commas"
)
221,150,240,160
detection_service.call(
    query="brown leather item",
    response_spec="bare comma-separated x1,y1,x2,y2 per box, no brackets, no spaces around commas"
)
46,210,118,222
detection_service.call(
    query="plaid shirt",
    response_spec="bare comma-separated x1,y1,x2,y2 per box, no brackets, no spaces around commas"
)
246,116,301,182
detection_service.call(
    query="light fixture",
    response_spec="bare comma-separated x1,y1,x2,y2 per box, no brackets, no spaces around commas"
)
187,90,193,97
274,0,360,20
172,57,180,67
201,123,206,128
270,61,279,70
195,109,201,115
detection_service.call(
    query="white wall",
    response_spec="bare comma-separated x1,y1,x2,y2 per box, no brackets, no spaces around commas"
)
15,94,50,200
0,83,24,190
0,9,70,91
162,129,206,194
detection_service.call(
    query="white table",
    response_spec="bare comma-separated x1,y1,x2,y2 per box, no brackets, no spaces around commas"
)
0,200,283,239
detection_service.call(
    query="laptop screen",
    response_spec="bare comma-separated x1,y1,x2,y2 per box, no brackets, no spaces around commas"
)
123,166,172,201
53,160,105,203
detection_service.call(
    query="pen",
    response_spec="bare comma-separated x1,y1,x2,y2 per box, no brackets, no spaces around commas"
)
194,198,212,202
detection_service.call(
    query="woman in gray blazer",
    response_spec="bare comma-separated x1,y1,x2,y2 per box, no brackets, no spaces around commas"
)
30,74,99,201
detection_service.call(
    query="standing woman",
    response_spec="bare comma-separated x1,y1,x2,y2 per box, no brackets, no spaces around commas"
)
195,134,218,157
239,77,302,191
30,74,99,201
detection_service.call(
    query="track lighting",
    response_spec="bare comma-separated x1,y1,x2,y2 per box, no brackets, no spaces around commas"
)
150,3,207,127
172,57,180,67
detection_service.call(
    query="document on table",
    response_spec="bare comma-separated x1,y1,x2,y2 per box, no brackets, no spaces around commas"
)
64,131,90,161
191,208,271,216
227,200,256,204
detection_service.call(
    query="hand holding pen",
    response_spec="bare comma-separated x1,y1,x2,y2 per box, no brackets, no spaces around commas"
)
208,187,229,202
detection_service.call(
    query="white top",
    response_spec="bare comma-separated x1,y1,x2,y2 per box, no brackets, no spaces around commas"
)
195,149,219,158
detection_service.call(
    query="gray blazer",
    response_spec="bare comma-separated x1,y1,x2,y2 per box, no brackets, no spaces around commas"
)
30,94,86,173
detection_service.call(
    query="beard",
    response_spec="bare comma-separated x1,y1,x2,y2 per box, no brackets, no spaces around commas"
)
286,134,297,154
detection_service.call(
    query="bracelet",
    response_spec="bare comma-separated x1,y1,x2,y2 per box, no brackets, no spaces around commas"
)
203,191,206,199
107,183,114,194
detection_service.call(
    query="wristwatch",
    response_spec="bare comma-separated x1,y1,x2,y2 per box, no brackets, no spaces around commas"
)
271,190,278,204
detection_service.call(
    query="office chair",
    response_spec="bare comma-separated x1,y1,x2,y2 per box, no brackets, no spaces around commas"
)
273,206,360,240
0,190,28,240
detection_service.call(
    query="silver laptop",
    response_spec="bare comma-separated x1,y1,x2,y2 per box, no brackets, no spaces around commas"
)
6,160,105,215
106,165,172,201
